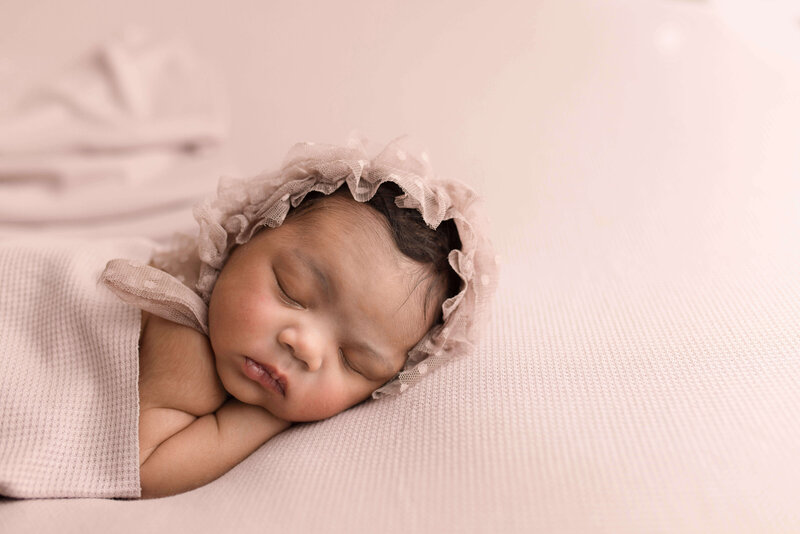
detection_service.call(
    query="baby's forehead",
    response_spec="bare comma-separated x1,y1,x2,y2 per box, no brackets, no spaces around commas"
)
287,193,395,248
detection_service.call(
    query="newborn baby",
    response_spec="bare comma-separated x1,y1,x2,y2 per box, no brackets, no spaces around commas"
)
137,184,460,497
96,138,497,499
0,138,495,499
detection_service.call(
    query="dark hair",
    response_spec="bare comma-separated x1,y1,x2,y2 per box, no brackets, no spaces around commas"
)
288,182,462,322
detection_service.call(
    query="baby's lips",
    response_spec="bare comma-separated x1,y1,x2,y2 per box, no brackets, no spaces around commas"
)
264,363,288,395
244,356,288,396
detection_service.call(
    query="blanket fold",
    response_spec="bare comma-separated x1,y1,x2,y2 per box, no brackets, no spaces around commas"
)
0,27,233,240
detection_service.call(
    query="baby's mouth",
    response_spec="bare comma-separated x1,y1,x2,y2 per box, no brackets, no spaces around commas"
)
243,357,286,396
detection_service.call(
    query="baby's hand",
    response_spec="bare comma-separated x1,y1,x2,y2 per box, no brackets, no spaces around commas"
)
139,398,290,498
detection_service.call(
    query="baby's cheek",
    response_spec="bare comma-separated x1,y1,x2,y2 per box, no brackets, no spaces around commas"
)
223,288,267,328
209,293,252,352
290,384,349,422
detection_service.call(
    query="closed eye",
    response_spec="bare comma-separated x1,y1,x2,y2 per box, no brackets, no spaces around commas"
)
274,270,304,309
339,349,365,377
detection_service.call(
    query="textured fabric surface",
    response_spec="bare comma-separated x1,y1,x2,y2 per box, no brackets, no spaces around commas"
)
0,237,153,498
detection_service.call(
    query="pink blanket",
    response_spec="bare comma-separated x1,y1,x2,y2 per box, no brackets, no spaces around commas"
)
0,237,153,498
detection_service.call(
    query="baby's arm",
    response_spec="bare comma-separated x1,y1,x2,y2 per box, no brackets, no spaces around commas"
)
139,399,290,498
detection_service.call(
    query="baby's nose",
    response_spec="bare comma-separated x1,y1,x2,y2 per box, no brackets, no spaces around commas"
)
277,326,325,372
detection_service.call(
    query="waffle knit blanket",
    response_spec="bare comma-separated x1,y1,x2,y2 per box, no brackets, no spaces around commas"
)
0,237,152,498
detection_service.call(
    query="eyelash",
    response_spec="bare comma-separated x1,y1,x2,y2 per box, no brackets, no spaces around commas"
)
339,349,363,377
274,272,303,309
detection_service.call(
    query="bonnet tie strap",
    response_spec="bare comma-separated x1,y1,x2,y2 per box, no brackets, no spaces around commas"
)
100,259,208,335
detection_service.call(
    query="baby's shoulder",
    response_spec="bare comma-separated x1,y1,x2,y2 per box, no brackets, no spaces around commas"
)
138,311,227,415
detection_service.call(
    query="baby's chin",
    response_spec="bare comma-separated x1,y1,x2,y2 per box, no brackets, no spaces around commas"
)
218,377,336,423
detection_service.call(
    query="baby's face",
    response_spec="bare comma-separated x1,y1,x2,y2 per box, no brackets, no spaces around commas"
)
208,195,436,422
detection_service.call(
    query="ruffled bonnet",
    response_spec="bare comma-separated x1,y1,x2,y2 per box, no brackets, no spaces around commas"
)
102,136,498,397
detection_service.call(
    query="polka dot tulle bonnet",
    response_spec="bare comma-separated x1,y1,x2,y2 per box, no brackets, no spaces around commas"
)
103,136,498,397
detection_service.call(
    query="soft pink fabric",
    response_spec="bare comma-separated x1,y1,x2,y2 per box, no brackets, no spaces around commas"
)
0,237,153,498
